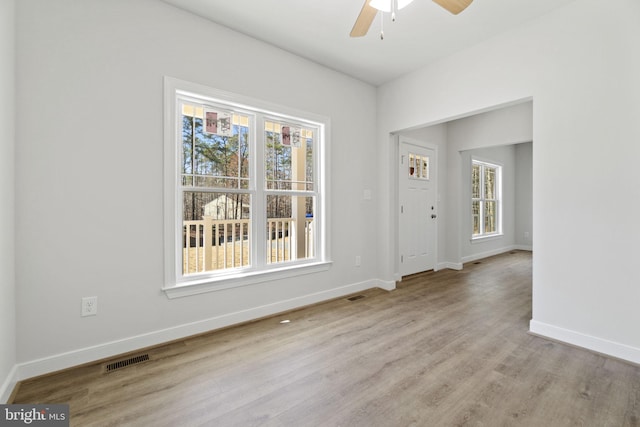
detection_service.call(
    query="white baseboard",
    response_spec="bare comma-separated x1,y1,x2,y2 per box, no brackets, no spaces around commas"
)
529,320,640,365
513,244,532,251
376,279,396,291
14,279,387,382
438,262,463,271
436,246,531,272
1,365,18,403
461,245,531,264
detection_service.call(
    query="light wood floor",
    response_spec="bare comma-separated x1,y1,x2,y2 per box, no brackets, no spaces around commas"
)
12,251,640,426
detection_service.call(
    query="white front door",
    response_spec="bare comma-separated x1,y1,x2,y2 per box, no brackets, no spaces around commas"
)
399,140,437,276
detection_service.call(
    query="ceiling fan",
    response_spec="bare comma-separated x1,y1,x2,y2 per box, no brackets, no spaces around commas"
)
350,0,473,37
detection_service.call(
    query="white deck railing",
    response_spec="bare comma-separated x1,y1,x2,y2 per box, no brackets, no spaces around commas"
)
183,217,313,274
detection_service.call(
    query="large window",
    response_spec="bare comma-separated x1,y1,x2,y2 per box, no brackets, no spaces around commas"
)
164,78,329,296
472,159,502,239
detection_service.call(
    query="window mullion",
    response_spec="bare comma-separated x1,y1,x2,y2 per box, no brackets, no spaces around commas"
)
253,115,266,268
310,128,319,259
479,200,484,236
479,164,484,236
191,112,196,183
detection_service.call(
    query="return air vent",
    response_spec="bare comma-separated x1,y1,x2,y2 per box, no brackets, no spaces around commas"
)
347,295,366,302
104,354,150,373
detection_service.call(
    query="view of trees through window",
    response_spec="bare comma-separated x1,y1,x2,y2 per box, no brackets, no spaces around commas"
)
264,122,314,218
181,105,250,221
179,102,317,275
472,160,500,237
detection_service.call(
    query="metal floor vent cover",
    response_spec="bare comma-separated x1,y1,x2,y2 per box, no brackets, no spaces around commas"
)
104,354,150,373
347,295,366,302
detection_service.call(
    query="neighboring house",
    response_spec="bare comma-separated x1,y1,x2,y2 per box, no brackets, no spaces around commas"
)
204,195,250,220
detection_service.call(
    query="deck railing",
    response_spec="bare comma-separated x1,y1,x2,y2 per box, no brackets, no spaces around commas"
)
183,217,313,274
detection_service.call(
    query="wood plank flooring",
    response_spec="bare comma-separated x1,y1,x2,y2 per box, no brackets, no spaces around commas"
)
12,251,640,426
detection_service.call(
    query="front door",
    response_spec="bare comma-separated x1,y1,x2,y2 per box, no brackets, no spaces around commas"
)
399,139,437,276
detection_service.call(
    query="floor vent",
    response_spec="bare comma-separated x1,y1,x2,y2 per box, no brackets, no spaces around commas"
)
104,354,150,373
347,295,366,302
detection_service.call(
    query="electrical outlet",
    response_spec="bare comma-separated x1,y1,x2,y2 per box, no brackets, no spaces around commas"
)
81,296,98,317
355,256,361,267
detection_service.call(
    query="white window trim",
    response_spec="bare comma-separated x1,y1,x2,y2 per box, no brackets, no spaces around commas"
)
471,157,503,241
163,77,331,298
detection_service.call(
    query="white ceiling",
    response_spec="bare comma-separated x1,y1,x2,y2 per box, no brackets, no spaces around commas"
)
161,0,576,86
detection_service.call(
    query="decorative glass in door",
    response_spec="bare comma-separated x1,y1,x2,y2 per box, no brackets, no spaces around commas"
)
408,152,430,180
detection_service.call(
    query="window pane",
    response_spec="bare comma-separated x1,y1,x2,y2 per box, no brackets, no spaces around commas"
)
421,156,429,180
484,200,497,234
182,191,251,274
409,154,415,177
182,114,194,176
484,166,496,200
409,153,430,180
472,200,481,236
472,164,481,198
305,133,314,191
181,104,250,190
265,122,314,191
266,195,314,263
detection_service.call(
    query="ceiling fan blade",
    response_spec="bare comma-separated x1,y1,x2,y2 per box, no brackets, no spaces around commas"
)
432,0,473,15
350,0,378,37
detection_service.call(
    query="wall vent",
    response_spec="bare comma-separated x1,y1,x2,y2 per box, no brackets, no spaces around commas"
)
347,295,366,302
104,354,150,373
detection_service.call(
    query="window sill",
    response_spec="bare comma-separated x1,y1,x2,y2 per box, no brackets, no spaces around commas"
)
162,261,333,299
471,233,504,244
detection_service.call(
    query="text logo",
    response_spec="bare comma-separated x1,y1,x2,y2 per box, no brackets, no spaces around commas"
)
0,405,69,426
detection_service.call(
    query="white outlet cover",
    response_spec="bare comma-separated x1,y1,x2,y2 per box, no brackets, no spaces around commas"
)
81,296,98,317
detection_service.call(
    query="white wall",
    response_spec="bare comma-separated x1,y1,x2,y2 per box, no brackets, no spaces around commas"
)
14,0,379,378
378,0,640,363
0,0,16,403
515,142,533,249
447,102,533,152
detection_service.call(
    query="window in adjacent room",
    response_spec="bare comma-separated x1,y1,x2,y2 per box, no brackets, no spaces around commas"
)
163,78,330,297
472,159,502,239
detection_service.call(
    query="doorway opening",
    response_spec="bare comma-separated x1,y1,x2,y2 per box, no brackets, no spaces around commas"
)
392,100,533,280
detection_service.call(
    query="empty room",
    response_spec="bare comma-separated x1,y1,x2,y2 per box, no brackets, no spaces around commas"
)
2,0,640,425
